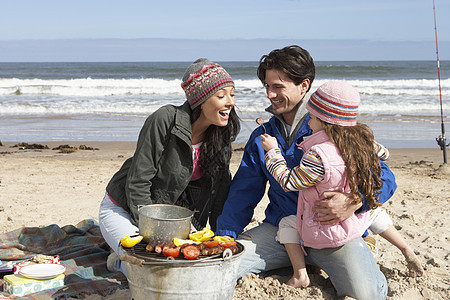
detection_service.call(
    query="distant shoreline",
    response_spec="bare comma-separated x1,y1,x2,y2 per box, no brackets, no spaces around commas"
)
1,141,447,160
1,38,450,61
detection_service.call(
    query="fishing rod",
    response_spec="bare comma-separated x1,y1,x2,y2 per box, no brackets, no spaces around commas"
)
433,0,448,163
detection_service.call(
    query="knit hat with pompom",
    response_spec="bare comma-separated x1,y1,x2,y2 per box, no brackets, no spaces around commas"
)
181,58,234,109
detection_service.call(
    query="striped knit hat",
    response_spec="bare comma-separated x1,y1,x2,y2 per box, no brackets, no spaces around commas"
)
307,80,360,126
181,58,235,109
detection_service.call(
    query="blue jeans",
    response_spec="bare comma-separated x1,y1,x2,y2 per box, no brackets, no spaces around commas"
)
236,222,387,300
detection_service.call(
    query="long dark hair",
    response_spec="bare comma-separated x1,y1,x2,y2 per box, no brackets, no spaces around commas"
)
191,106,240,186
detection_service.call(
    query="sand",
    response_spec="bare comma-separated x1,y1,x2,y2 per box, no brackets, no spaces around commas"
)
0,141,449,299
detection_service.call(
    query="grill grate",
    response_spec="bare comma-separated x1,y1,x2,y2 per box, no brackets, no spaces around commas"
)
123,241,244,263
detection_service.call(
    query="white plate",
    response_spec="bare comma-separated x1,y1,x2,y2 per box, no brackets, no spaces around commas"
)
19,264,66,280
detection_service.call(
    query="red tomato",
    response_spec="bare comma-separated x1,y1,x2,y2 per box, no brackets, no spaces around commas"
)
219,241,237,248
182,245,200,260
204,240,219,248
162,247,180,258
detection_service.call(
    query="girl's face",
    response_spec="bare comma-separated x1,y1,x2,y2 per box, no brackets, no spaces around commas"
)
308,113,325,134
199,86,235,127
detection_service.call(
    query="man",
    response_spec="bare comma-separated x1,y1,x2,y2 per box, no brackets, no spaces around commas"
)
216,45,396,299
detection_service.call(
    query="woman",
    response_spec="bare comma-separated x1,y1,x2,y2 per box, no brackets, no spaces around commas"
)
99,58,240,274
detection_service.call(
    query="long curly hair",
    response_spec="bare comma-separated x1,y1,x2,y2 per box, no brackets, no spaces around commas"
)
322,122,383,209
191,106,240,186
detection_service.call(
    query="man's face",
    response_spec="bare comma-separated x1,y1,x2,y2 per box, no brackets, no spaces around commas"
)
263,69,309,125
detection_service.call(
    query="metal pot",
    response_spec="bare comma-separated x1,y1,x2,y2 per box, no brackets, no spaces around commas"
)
138,204,194,242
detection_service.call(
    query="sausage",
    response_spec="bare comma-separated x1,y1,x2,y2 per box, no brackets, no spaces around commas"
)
162,242,175,251
201,245,225,256
145,240,158,252
154,241,168,253
195,243,207,251
228,245,238,254
179,243,193,250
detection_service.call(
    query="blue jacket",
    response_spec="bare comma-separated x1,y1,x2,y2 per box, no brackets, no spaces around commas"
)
216,111,397,239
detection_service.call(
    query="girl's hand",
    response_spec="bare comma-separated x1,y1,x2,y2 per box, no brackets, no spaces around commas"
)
260,133,278,151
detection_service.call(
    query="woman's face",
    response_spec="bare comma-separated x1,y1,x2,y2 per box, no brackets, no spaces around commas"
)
199,86,235,127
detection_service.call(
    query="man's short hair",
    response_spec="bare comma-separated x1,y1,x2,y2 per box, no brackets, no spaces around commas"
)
257,45,315,93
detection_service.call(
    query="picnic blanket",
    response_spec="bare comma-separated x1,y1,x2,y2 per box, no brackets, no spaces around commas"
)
0,219,128,299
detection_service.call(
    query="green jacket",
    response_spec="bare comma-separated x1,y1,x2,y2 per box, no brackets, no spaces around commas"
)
106,101,232,231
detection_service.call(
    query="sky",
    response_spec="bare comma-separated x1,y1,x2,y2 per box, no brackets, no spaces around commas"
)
1,0,449,61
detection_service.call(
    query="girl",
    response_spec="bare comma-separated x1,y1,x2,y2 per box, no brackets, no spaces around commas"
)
260,80,422,288
99,58,240,275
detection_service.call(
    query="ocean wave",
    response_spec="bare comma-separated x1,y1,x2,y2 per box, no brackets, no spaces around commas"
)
312,79,450,96
0,78,183,97
0,77,448,97
1,100,447,116
0,77,448,116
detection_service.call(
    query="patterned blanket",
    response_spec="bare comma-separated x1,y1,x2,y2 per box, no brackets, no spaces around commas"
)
0,219,128,299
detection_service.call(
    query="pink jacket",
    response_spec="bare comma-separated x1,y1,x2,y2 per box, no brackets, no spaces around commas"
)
297,130,369,249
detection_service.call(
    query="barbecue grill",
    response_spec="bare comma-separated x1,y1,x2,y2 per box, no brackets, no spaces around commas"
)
121,241,245,299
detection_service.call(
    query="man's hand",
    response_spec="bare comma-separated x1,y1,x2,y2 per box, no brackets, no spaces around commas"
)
312,191,362,225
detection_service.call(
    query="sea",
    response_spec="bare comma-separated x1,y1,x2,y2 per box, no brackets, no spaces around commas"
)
0,61,449,148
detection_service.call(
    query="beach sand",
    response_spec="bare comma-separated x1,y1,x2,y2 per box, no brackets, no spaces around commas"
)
0,141,449,299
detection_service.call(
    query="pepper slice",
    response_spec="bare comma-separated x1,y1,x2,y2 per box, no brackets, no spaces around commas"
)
120,235,143,248
213,235,234,243
189,227,214,242
173,238,201,247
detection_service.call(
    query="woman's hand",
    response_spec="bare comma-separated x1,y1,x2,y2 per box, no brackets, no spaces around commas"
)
260,134,278,151
312,191,362,225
